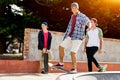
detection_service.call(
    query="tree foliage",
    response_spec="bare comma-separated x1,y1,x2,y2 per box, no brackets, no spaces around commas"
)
0,0,120,54
0,0,41,54
23,0,120,39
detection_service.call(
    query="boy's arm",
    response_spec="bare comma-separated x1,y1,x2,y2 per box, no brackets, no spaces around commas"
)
84,38,88,49
86,22,92,30
47,32,52,50
99,38,103,53
84,31,89,53
83,37,88,54
98,28,103,53
38,31,43,50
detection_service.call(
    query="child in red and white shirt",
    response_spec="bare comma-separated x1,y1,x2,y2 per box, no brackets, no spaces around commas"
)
38,22,52,74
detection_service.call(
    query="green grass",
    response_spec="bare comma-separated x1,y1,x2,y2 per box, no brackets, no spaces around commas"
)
0,53,23,60
3,53,23,57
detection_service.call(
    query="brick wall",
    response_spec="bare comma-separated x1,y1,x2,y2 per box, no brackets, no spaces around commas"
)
0,28,120,73
0,28,119,73
23,28,39,59
23,28,120,62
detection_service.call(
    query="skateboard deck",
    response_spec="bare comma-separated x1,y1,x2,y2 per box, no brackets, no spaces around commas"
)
48,63,74,74
43,53,48,73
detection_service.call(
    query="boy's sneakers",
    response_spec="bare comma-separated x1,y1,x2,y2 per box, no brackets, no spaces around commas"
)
98,65,107,72
70,68,77,73
41,68,48,74
55,62,64,67
41,70,48,74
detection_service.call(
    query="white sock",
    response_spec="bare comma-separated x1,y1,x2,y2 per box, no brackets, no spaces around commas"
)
59,62,64,65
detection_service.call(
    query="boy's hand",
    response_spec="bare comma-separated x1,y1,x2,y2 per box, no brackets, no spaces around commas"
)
98,49,102,54
42,48,47,53
46,50,50,54
83,48,86,54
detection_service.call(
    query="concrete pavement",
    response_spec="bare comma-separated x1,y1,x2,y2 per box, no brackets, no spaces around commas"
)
0,71,119,80
0,73,64,80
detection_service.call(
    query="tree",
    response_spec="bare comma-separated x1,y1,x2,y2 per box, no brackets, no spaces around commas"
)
23,0,120,39
0,0,18,54
0,0,120,54
0,0,41,54
85,0,120,38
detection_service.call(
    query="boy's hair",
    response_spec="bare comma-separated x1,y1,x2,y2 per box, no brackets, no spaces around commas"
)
91,18,98,26
91,18,97,23
71,2,79,9
41,22,48,26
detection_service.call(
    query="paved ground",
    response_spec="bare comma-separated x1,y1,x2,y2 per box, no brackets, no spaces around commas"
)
0,73,64,80
0,71,119,80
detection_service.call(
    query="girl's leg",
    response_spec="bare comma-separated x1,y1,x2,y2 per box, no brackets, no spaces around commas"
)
91,47,100,68
86,47,93,72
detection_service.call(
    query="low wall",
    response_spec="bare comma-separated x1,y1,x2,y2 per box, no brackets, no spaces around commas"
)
0,60,119,73
23,28,120,62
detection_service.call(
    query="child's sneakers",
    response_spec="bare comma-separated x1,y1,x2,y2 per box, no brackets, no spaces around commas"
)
55,62,64,67
98,65,107,72
70,68,77,73
41,70,48,74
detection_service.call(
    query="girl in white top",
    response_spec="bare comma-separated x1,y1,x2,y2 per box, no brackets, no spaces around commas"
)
84,18,107,72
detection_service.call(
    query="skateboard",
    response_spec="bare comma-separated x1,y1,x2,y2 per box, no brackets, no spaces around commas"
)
43,53,48,73
98,64,107,72
48,63,74,74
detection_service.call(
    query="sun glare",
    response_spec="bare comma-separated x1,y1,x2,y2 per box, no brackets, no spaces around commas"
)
107,0,120,3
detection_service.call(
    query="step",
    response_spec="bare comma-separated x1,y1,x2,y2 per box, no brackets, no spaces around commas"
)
0,60,40,73
0,60,119,73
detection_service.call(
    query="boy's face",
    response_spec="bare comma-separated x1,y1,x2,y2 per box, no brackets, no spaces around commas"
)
41,24,47,29
71,7,78,15
91,20,96,27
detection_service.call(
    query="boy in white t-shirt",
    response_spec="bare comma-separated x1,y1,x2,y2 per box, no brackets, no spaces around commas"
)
84,18,107,72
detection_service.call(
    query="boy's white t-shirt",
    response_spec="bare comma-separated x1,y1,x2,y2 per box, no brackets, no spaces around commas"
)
86,27,103,47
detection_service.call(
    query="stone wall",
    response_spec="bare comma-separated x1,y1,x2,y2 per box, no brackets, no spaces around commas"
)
23,28,120,62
